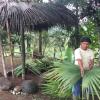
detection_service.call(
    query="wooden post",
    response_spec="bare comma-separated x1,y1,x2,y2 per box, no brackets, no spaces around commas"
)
20,22,25,80
6,21,14,78
0,27,7,78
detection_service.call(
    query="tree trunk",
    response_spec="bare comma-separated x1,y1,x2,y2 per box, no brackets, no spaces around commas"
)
98,31,100,67
6,21,14,78
97,27,100,66
20,23,25,80
27,38,31,53
74,0,80,49
39,32,42,55
18,43,21,53
0,28,7,78
96,7,100,66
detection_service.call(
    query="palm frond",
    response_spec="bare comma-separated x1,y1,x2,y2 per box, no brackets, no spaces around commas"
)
82,67,100,100
43,61,81,95
42,61,100,99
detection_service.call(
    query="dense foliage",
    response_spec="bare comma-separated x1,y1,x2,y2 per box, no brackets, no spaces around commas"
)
14,57,53,76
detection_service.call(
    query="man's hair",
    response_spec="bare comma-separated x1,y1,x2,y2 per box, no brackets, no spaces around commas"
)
80,36,91,44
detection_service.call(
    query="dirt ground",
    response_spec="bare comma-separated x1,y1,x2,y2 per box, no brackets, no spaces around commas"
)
0,56,50,100
0,91,33,100
0,91,51,100
1,74,50,100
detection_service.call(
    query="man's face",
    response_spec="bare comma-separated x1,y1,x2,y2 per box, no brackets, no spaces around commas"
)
80,42,89,50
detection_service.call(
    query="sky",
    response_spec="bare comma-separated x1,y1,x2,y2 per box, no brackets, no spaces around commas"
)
43,0,49,3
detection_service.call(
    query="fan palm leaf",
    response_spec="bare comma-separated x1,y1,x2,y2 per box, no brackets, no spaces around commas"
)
43,61,81,94
82,67,100,99
42,61,100,99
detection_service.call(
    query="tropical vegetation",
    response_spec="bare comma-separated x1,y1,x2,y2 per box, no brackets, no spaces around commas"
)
0,0,100,100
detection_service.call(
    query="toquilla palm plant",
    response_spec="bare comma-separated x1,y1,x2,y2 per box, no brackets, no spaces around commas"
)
42,61,100,100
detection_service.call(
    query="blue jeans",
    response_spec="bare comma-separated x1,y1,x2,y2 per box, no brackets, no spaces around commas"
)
72,79,82,96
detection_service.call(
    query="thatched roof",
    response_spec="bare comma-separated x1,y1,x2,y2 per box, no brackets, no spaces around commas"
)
0,0,78,33
31,3,78,30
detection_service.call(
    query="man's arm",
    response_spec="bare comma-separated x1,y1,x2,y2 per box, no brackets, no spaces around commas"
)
74,49,84,77
77,59,84,77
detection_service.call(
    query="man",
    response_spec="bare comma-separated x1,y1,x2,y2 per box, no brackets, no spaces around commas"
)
72,36,94,100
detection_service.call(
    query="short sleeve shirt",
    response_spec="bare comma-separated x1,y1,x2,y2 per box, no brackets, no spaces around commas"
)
74,48,94,70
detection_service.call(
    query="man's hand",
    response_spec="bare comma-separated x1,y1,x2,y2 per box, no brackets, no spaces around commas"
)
80,67,84,77
89,59,94,70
